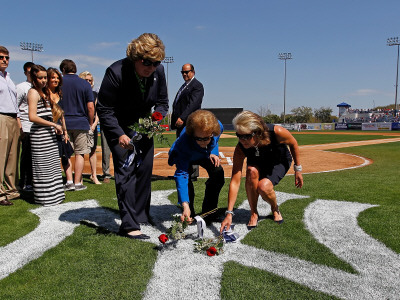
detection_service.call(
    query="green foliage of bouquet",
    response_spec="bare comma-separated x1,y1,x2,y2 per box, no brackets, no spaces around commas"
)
166,215,190,240
194,235,224,256
128,112,169,145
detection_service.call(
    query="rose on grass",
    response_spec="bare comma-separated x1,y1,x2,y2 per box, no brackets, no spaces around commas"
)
151,111,163,122
206,247,217,256
159,234,169,244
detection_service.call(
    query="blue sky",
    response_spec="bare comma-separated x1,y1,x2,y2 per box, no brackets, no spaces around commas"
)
3,0,400,116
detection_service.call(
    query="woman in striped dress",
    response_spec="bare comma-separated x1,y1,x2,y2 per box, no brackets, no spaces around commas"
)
28,65,65,206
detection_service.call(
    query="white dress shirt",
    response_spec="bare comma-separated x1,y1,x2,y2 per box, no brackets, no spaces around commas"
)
16,81,33,132
0,71,19,117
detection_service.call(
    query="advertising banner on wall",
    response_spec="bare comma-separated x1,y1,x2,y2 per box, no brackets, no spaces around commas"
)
362,123,392,130
377,123,392,130
306,123,322,130
362,123,378,130
347,123,362,130
392,122,400,130
322,123,335,130
335,123,348,130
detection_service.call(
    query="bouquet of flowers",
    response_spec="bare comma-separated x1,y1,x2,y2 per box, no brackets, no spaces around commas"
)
158,215,190,245
123,112,169,168
128,111,169,145
194,235,224,256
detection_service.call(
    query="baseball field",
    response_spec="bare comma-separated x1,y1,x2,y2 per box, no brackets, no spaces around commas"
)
0,131,399,299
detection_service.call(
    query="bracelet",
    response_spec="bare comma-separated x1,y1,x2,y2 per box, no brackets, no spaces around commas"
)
294,165,302,172
225,210,235,216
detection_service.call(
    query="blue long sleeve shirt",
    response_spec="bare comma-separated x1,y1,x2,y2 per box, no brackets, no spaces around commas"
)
168,121,223,204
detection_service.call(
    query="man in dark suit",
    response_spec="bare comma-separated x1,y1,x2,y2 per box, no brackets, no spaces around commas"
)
97,33,168,240
171,64,204,137
171,64,204,180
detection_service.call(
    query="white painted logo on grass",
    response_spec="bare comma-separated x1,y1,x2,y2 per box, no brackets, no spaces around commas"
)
0,191,399,300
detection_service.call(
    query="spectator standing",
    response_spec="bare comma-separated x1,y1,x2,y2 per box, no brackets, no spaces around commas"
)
100,120,112,183
16,62,35,192
171,63,204,180
0,46,21,206
46,67,74,189
28,65,65,206
59,59,94,191
78,71,101,185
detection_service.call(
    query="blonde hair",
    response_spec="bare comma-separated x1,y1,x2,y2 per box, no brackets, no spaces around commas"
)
79,70,93,81
126,33,165,62
186,110,221,136
46,68,64,123
233,110,270,146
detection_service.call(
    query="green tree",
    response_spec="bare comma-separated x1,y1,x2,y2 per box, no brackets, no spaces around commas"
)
314,107,333,123
263,114,281,124
290,106,313,123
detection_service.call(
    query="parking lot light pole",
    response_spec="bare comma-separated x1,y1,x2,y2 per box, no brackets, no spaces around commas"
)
278,53,292,123
387,37,400,117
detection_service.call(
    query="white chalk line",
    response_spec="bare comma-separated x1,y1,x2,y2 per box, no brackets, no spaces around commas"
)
3,190,399,299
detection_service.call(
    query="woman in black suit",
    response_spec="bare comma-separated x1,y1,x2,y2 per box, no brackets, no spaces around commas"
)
97,33,169,240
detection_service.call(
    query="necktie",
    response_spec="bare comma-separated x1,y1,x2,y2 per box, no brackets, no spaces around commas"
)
173,83,186,106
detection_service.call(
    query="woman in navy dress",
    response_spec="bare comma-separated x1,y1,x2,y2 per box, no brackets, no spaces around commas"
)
220,110,303,232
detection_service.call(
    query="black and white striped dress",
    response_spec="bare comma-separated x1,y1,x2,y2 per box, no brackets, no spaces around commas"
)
30,98,65,206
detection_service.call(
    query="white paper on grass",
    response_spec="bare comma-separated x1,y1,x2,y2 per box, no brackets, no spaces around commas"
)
194,216,206,238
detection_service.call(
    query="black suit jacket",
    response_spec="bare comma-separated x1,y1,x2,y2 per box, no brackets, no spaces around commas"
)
171,77,204,130
97,58,169,145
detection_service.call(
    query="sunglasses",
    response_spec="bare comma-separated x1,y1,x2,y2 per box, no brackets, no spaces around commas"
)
194,135,212,142
141,58,161,67
236,132,255,140
181,70,193,75
0,55,10,61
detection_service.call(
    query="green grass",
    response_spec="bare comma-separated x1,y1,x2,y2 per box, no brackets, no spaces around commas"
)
1,132,399,299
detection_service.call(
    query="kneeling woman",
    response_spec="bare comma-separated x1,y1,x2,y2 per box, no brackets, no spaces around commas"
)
168,110,225,223
220,111,303,232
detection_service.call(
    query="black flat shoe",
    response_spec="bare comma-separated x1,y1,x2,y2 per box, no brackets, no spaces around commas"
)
118,231,150,240
128,234,151,240
247,225,257,231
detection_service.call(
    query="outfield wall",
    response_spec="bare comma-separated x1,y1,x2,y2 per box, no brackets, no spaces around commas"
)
282,122,400,131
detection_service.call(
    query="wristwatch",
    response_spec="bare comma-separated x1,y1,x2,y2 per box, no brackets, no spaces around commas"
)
294,164,302,172
225,210,235,216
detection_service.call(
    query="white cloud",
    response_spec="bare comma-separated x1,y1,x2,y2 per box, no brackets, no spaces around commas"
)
195,25,206,30
348,89,392,97
6,46,114,68
90,42,120,50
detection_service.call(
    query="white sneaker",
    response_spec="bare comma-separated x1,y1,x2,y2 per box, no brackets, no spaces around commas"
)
74,184,87,191
64,183,75,191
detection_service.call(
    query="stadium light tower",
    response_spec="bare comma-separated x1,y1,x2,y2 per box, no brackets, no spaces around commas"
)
162,56,174,91
20,42,44,62
278,52,292,123
162,56,174,126
387,37,400,117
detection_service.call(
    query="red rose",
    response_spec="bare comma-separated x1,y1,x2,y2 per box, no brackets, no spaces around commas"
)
151,112,163,122
158,234,169,244
206,246,217,256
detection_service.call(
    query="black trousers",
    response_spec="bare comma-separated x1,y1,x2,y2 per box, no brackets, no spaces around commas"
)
19,133,33,188
188,158,225,217
110,137,154,232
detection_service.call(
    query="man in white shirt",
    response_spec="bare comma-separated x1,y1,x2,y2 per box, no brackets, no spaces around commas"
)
16,62,35,192
0,46,21,205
